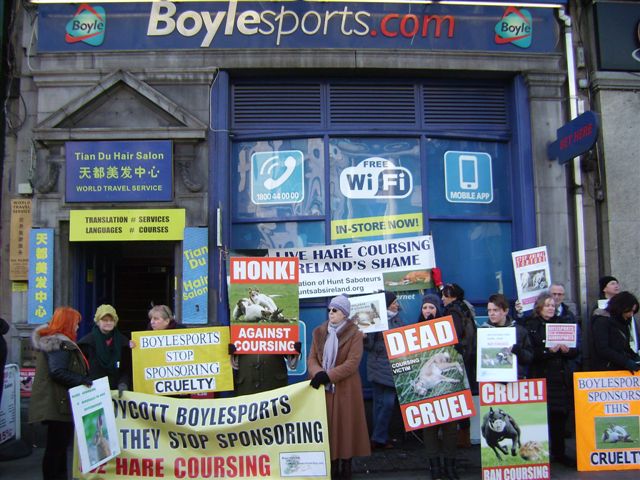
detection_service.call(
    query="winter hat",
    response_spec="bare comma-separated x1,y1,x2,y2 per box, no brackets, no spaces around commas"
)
599,276,618,295
385,291,398,308
329,294,351,317
94,304,119,325
421,293,444,318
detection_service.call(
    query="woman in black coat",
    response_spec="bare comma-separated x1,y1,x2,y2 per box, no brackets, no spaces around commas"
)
591,291,640,372
526,292,578,466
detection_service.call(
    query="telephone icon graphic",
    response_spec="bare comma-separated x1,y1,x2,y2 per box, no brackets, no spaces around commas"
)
261,155,297,191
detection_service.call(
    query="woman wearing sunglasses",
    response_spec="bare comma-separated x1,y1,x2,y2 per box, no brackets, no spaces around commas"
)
308,294,370,479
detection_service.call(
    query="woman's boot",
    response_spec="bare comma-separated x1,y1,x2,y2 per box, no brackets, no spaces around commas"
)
330,460,340,479
444,458,460,480
339,458,352,479
428,457,443,480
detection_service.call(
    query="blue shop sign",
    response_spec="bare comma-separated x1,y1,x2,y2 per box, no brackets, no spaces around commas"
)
547,111,599,165
38,2,562,53
65,140,173,202
444,151,493,204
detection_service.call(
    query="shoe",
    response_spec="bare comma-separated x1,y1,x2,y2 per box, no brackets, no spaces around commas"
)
371,441,394,450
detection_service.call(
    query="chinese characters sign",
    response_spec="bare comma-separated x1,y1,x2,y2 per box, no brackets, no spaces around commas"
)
65,140,173,202
28,229,54,324
9,199,32,280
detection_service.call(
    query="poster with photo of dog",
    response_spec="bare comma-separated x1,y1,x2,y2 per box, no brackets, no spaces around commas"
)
476,328,518,383
228,257,300,354
350,292,388,334
480,380,550,479
512,246,550,312
384,316,475,431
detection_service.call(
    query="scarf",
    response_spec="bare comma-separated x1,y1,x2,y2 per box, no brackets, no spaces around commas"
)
92,325,122,374
322,319,347,373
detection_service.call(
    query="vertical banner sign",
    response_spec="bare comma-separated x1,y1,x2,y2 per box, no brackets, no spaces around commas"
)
228,257,299,355
574,371,640,472
182,227,208,324
0,364,20,444
512,246,550,312
27,229,54,324
383,316,474,431
480,380,550,480
9,199,32,280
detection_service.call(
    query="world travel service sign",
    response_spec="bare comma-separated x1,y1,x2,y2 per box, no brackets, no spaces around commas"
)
547,111,599,165
38,1,562,53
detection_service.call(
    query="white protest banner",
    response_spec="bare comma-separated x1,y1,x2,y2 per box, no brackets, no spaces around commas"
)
269,235,436,299
476,328,518,383
70,377,120,473
0,364,20,444
545,323,577,349
350,293,388,334
480,380,550,480
512,246,550,312
131,327,233,395
383,316,474,431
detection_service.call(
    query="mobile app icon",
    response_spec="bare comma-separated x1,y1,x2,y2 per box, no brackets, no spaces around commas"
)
65,4,106,47
495,7,532,49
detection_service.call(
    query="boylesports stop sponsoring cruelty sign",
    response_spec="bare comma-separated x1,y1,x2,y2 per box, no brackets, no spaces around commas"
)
73,382,331,479
132,327,233,396
574,371,640,472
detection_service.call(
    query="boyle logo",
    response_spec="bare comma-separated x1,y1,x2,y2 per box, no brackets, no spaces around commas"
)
340,157,412,199
65,4,106,46
494,7,532,49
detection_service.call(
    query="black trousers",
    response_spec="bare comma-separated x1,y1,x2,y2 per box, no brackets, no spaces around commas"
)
43,421,74,480
548,410,567,459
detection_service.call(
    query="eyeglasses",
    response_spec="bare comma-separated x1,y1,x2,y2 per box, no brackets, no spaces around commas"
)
327,308,339,313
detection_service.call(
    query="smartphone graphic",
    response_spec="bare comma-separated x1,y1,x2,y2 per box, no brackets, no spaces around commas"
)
459,154,478,190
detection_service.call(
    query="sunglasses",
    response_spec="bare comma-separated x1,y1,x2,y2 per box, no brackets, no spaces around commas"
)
327,308,340,313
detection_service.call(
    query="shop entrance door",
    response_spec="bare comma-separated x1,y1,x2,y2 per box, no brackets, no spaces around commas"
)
74,241,174,336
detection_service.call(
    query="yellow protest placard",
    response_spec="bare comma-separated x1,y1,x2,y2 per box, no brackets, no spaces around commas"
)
132,327,233,396
574,371,640,471
69,209,185,241
74,382,331,479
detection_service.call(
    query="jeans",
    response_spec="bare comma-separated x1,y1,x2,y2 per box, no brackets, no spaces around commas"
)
370,382,397,444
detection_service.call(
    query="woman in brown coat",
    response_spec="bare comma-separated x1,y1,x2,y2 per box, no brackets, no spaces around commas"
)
308,294,370,479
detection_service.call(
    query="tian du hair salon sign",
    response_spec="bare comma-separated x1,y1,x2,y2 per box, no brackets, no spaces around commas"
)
65,140,173,202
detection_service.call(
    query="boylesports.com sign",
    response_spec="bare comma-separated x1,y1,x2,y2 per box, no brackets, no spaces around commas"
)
38,1,561,53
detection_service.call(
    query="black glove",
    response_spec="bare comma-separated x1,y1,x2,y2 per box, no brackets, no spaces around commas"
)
82,378,93,388
228,343,237,355
310,371,331,389
117,383,127,398
511,344,522,356
294,342,302,354
625,359,640,374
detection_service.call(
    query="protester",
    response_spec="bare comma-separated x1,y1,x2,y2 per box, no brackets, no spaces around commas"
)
591,291,640,372
0,317,9,404
308,294,370,479
28,307,92,480
585,276,621,369
230,346,301,396
78,304,131,389
599,275,620,302
365,291,402,450
146,304,184,330
482,293,533,379
526,293,578,467
419,293,461,480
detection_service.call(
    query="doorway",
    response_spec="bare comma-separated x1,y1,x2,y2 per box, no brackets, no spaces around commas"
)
74,241,175,337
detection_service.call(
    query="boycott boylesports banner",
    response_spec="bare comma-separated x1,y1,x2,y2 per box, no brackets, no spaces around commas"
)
132,327,233,395
72,382,331,479
383,315,474,431
480,380,550,480
574,371,640,472
269,235,436,298
228,257,299,354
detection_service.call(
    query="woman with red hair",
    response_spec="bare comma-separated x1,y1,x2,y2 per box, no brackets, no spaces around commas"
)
29,307,92,480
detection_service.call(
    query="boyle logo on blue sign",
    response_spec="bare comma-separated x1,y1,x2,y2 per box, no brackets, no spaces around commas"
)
444,151,493,204
251,150,305,205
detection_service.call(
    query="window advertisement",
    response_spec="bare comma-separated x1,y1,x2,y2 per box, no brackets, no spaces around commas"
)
426,139,510,217
231,221,325,250
431,221,515,301
329,138,422,243
65,141,173,202
232,138,325,220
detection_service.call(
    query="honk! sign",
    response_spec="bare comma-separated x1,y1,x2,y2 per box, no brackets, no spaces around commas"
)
383,316,475,431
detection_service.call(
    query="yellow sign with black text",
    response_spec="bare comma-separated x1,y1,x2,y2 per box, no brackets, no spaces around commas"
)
331,213,423,241
73,382,331,479
69,209,185,241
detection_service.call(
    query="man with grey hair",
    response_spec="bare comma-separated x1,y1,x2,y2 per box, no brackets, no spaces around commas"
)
549,283,580,325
